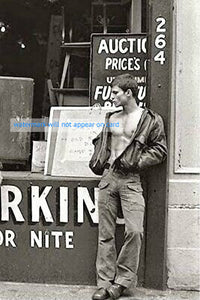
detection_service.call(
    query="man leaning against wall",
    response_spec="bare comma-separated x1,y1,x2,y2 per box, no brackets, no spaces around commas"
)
89,73,167,300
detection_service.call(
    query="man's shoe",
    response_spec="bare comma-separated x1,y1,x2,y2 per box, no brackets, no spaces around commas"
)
107,284,125,299
92,288,109,300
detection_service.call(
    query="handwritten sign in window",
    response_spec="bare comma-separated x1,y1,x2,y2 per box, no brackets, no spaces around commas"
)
45,107,116,177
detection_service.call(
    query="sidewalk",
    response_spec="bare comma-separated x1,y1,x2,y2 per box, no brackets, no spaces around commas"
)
0,282,199,300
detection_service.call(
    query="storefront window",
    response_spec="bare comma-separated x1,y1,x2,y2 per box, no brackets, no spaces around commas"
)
62,0,147,89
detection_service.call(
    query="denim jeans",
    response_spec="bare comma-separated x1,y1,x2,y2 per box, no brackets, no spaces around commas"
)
96,167,145,289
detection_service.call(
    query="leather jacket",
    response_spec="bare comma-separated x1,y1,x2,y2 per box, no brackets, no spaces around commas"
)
89,108,167,175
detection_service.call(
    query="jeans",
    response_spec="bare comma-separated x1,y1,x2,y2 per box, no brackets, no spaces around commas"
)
96,167,145,289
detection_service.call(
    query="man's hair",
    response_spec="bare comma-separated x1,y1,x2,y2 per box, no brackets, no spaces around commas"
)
111,73,138,98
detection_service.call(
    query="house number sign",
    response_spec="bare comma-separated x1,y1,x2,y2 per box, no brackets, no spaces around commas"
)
154,17,167,65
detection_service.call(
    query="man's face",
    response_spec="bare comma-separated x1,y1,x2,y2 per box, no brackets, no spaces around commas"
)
110,85,128,107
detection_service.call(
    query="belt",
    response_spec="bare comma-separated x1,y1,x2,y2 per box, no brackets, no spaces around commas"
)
104,162,127,175
104,162,139,177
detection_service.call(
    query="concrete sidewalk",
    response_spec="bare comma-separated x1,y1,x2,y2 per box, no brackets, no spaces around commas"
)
0,282,199,300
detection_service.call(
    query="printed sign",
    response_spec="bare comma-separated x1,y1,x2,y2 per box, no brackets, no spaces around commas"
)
0,180,99,284
90,34,148,107
0,184,98,249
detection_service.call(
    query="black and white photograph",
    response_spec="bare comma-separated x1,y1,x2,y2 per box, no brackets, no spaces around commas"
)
0,1,199,300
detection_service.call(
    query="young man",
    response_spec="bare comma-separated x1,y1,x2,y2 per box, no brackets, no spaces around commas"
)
89,73,167,300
